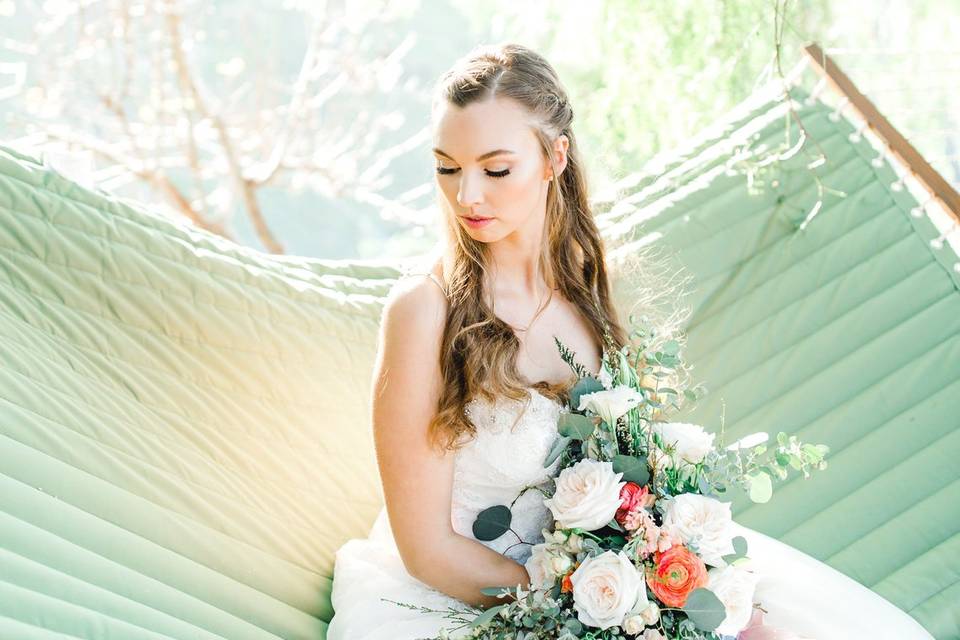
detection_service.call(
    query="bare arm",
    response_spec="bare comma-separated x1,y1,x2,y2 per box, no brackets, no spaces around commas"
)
372,276,530,609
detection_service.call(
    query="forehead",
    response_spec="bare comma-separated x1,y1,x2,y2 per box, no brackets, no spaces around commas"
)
432,96,540,158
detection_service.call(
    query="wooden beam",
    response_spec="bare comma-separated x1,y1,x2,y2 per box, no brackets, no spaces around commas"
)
803,42,960,225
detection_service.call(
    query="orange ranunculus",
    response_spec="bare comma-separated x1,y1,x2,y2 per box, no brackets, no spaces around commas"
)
613,482,649,527
561,564,578,593
646,543,708,608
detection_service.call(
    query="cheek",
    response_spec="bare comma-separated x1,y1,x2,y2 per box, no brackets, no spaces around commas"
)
496,171,544,216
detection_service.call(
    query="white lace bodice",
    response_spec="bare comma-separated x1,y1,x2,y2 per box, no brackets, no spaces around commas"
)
366,387,563,569
450,388,563,565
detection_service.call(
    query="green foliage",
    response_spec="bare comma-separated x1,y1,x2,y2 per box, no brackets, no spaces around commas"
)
473,505,512,541
682,588,727,632
612,454,650,485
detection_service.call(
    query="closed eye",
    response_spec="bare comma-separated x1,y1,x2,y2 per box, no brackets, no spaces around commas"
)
435,167,511,178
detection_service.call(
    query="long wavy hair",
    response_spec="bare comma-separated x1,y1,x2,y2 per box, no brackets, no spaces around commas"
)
427,43,628,452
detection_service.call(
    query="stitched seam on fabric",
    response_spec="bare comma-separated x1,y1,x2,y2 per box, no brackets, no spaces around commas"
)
0,304,343,412
0,557,235,640
0,506,300,638
0,175,395,295
737,333,960,524
695,234,932,387
0,366,344,535
0,279,375,371
0,391,336,549
0,430,328,583
823,476,960,569
0,236,383,328
712,280,950,440
0,318,329,420
686,194,906,337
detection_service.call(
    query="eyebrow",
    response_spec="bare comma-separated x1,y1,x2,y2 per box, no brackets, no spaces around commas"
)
432,148,517,162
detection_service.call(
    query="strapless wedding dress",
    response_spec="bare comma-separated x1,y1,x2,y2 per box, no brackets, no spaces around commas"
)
326,389,934,640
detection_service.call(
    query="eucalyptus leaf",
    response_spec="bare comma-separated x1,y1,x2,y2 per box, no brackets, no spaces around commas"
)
564,619,583,635
470,604,507,628
569,377,604,411
612,454,650,485
683,389,697,401
479,586,517,596
732,535,748,556
682,588,726,632
747,471,773,503
722,535,749,564
473,505,512,541
544,435,572,467
558,413,596,440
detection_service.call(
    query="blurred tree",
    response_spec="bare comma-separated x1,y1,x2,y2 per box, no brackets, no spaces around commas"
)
454,0,833,186
1,0,430,254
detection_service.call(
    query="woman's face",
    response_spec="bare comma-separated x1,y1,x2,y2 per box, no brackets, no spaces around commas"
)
432,96,560,243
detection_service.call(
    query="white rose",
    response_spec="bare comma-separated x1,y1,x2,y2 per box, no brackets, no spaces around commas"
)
570,551,647,629
524,543,555,590
651,422,715,466
708,563,760,636
622,614,645,635
577,385,644,426
661,494,734,566
544,459,625,531
643,630,667,640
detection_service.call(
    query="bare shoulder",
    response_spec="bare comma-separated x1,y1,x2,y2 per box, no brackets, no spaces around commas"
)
384,268,448,336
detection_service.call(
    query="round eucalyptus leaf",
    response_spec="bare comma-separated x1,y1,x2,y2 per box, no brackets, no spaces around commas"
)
569,377,604,411
558,413,596,440
732,535,748,557
612,454,650,485
473,505,512,541
747,471,773,503
682,587,726,631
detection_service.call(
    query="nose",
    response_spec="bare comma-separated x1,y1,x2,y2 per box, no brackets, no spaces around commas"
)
456,171,484,208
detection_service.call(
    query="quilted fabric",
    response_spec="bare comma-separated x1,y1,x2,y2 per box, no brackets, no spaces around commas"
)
600,82,959,638
0,73,957,638
0,143,396,639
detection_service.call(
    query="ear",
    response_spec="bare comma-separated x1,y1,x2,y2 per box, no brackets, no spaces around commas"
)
545,134,569,181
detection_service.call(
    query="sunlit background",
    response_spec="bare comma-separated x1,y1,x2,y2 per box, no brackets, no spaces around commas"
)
1,0,957,259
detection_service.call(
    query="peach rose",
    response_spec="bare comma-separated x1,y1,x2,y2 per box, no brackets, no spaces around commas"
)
646,544,708,608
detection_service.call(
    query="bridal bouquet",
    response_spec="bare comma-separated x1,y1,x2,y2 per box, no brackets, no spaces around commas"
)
411,315,829,640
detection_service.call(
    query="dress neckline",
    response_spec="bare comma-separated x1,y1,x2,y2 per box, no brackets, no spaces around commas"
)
526,360,603,407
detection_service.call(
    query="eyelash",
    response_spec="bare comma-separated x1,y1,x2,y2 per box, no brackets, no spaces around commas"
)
435,167,511,178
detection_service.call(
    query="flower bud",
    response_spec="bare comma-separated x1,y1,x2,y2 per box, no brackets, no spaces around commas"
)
622,614,645,635
551,553,573,575
639,601,660,625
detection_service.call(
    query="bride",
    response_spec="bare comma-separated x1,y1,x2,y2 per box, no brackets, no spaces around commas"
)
326,43,933,640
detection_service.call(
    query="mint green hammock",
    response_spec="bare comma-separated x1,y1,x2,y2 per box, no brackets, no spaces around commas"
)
1,81,956,638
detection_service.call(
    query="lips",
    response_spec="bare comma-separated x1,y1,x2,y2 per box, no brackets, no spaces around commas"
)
461,215,495,229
